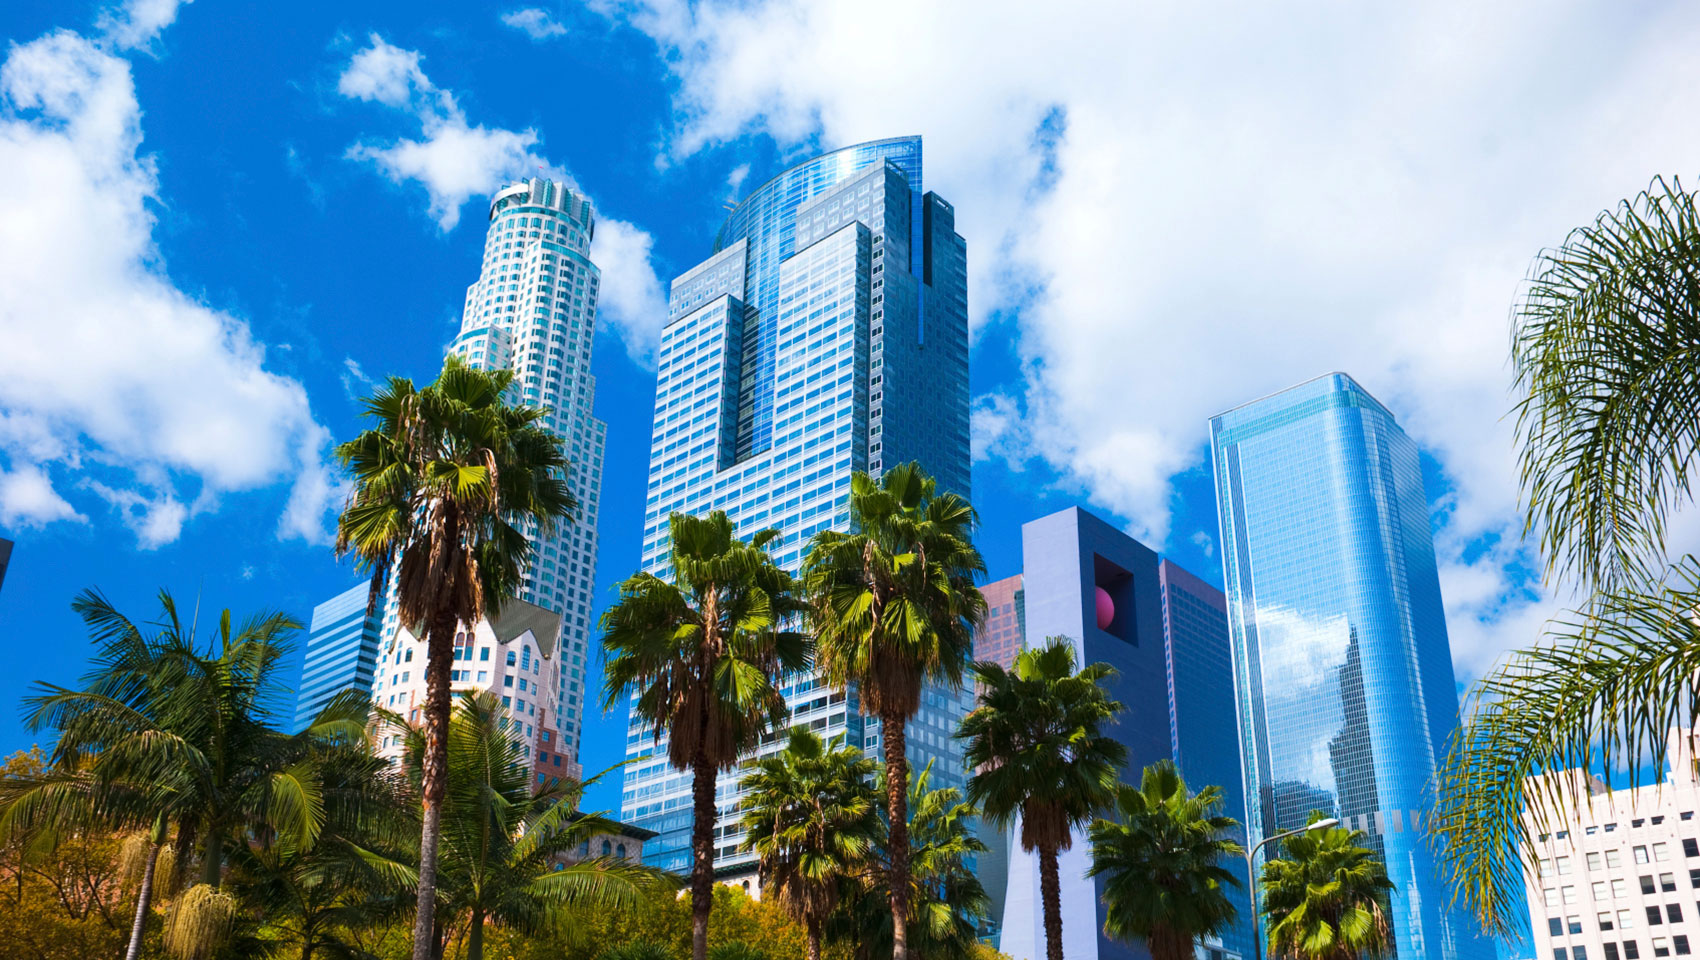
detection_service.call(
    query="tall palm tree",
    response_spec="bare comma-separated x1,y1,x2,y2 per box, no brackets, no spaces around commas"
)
1259,815,1393,960
601,511,809,960
0,589,371,960
335,354,575,960
957,638,1125,960
740,728,880,960
1087,761,1242,960
802,462,986,960
1434,177,1700,932
388,692,667,960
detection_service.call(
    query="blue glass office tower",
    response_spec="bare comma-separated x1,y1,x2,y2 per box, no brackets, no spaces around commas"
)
1000,507,1250,960
1210,373,1489,960
293,582,383,733
622,136,973,875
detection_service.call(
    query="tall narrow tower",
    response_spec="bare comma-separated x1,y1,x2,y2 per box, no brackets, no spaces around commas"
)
621,137,973,876
367,178,607,782
1210,372,1490,960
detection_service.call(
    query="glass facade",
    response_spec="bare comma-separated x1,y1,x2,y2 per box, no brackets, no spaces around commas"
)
293,582,382,733
368,178,606,777
622,137,973,875
1210,372,1490,960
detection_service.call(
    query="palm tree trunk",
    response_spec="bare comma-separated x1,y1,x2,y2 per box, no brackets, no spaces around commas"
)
1039,843,1064,960
690,750,717,960
201,825,223,888
123,839,162,960
807,917,822,960
467,908,485,960
412,608,458,960
881,710,911,960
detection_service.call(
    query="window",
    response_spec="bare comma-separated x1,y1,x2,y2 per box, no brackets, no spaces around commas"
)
1618,879,1633,897
1558,951,1571,960
1685,813,1695,822
480,647,491,661
1561,856,1576,875
1599,882,1614,900
1579,949,1590,960
1675,936,1691,956
1686,839,1699,858
1544,859,1557,877
1658,843,1673,862
1647,876,1660,895
1641,847,1654,864
1648,906,1664,926
1657,941,1671,960
1608,944,1622,960
1593,853,1608,871
1669,904,1683,923
1574,917,1587,934
1665,874,1678,892
1691,869,1700,888
504,675,514,688
1656,817,1667,826
1612,850,1626,868
1628,942,1643,960
1605,912,1619,930
1567,886,1581,904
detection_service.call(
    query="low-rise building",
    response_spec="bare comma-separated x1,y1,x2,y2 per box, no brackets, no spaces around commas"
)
1523,729,1700,960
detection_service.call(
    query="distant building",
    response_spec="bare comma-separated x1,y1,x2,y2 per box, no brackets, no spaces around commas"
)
567,819,656,867
0,537,12,594
371,598,579,786
621,136,973,875
996,506,1249,960
1210,372,1491,960
293,583,382,733
971,573,1026,939
1521,729,1700,960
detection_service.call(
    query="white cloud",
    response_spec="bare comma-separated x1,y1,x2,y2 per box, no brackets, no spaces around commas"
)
96,0,191,51
591,0,1700,676
338,35,668,361
0,18,341,547
501,8,568,41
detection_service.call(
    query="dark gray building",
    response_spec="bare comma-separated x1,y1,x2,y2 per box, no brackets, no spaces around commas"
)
0,538,11,594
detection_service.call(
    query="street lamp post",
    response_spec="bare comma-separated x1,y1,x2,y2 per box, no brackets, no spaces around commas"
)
1243,818,1339,960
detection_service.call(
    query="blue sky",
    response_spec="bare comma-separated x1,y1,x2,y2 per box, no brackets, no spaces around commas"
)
2,0,1697,818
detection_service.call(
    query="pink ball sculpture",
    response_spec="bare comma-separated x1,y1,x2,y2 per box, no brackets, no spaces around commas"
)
1095,586,1115,630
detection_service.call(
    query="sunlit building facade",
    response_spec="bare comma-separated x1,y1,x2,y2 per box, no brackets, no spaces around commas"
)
292,582,382,733
367,178,606,778
620,136,973,875
1209,372,1490,960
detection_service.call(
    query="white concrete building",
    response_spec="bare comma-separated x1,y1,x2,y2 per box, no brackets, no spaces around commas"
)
1523,729,1700,960
370,178,607,774
372,599,579,786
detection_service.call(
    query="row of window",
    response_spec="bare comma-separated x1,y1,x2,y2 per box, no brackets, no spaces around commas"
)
1543,840,1700,877
1541,813,1695,844
1556,936,1689,960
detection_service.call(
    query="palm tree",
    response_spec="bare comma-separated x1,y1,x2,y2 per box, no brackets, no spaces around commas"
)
387,692,667,960
601,511,809,960
1086,761,1242,960
335,354,575,960
957,638,1125,960
1259,815,1393,960
802,462,986,960
0,589,371,960
1433,177,1700,932
740,728,880,960
826,763,991,960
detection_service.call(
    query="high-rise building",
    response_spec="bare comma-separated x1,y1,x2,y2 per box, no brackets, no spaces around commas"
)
293,582,383,733
365,178,606,777
1210,372,1491,960
0,537,11,594
971,572,1027,940
997,506,1250,960
1519,728,1700,960
621,136,972,875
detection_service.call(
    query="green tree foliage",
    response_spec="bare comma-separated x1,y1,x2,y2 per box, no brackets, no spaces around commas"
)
1087,761,1242,960
826,764,991,960
1260,815,1393,960
336,354,576,960
1435,177,1700,932
740,728,880,960
601,510,808,960
958,638,1125,960
803,462,986,960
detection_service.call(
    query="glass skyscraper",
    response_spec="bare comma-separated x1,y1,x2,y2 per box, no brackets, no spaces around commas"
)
622,136,973,875
1210,372,1490,960
293,582,382,733
365,178,607,778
